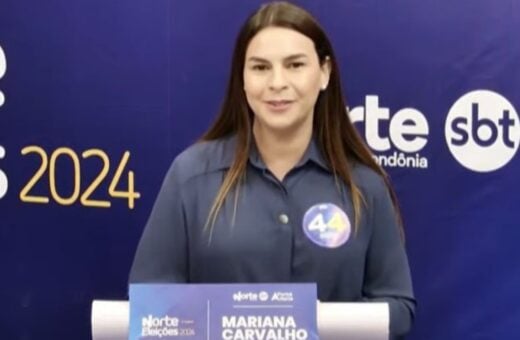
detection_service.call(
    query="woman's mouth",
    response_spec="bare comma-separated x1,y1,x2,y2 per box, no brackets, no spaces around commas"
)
265,100,294,112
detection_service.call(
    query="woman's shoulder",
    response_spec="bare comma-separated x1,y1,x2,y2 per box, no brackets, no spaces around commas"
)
167,136,236,185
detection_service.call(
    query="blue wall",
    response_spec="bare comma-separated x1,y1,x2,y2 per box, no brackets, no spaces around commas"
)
1,0,519,338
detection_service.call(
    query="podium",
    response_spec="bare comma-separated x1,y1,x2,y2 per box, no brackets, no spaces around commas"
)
91,300,389,339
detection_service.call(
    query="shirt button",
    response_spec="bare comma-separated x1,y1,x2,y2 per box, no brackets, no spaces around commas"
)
279,214,289,224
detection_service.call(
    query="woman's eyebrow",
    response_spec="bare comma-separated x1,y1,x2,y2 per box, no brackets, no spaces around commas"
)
246,53,309,63
246,56,270,63
284,53,308,61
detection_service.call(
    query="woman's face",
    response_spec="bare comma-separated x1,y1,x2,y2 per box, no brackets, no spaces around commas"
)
243,26,330,135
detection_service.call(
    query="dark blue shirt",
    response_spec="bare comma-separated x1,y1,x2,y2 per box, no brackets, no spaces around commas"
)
130,135,416,337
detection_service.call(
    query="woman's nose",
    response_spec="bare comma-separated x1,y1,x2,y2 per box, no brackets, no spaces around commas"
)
268,67,288,91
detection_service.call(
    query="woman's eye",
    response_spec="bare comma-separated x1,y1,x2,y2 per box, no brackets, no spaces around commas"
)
252,64,268,71
289,62,305,69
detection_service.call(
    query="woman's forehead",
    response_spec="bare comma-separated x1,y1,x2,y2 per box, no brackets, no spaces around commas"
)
245,26,316,61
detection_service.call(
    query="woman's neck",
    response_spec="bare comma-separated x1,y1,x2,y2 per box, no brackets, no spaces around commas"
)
253,122,312,181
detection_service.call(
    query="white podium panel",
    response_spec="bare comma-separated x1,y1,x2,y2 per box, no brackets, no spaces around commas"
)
317,301,388,340
91,300,389,340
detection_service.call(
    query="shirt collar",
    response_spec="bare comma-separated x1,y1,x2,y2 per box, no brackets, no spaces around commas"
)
303,137,331,172
248,136,331,173
209,134,237,170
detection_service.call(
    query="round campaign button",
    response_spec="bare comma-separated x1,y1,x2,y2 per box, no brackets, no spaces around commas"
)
302,203,351,248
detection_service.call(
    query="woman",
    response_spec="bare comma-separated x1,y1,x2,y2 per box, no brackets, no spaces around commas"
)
130,1,415,338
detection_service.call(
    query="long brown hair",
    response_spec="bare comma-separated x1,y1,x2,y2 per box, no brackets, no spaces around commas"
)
201,1,403,239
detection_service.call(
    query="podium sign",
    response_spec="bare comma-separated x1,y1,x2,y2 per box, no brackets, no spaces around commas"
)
129,283,318,340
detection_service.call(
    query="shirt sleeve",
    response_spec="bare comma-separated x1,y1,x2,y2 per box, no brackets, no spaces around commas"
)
129,160,188,283
362,179,416,339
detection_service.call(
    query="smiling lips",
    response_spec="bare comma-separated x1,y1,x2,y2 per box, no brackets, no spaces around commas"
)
265,100,294,112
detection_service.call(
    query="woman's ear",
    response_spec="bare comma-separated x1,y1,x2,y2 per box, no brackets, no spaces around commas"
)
320,56,331,91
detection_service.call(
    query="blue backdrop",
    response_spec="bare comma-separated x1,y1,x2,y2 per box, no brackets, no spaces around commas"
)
1,0,519,339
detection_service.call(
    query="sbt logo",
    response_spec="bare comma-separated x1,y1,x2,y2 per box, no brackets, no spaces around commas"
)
0,44,7,198
0,146,7,199
350,95,429,168
445,90,520,172
0,44,6,107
